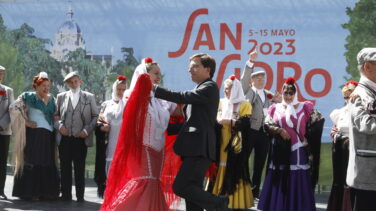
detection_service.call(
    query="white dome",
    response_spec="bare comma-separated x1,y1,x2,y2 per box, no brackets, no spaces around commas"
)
57,7,81,35
58,20,81,34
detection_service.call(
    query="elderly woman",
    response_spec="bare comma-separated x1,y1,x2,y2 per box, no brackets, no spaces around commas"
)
94,75,127,198
326,80,358,211
12,72,59,200
212,75,254,210
102,75,127,174
257,77,316,211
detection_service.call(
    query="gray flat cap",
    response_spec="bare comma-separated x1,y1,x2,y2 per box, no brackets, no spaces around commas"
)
64,71,80,82
251,70,265,78
0,65,5,71
357,48,376,65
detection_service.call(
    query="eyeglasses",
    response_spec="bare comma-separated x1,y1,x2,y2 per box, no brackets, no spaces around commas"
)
283,91,295,96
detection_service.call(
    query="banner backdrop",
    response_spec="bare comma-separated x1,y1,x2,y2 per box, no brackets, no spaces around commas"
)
0,0,359,141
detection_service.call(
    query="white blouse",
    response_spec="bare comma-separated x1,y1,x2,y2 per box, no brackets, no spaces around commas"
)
330,106,350,137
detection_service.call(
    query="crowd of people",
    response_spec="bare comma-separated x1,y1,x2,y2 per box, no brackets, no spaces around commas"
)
0,47,374,211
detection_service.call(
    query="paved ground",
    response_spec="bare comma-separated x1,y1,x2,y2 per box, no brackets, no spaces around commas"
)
0,175,329,211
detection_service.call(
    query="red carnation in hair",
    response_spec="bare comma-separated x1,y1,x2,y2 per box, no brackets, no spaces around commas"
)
345,80,358,87
144,57,153,63
117,75,127,81
266,93,273,99
229,75,236,81
285,77,295,85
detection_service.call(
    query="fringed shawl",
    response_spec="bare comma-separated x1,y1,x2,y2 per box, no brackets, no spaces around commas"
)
9,99,27,176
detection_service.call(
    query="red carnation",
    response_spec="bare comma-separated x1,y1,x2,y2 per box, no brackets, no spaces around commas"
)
144,57,153,63
345,80,358,87
285,77,295,85
0,91,5,96
267,93,273,99
229,75,236,81
117,75,127,81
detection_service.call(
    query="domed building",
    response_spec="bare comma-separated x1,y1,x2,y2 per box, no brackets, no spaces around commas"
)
50,4,113,97
50,6,85,62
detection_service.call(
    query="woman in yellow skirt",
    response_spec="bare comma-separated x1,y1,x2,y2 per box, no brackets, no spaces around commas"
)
213,75,254,210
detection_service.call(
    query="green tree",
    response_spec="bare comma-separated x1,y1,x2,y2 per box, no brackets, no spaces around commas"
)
343,0,376,81
0,40,25,97
63,48,107,103
4,23,63,95
110,59,136,86
109,47,140,89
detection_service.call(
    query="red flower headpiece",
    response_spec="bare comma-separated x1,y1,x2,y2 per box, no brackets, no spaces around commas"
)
285,77,296,85
229,75,236,81
345,80,358,87
144,57,153,63
117,75,127,81
266,93,273,99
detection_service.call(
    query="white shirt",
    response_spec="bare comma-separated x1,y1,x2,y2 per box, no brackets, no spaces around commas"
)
360,75,376,91
69,88,80,109
252,86,265,103
252,86,268,115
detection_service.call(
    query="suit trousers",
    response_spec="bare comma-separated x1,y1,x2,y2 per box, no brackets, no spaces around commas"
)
0,135,10,194
249,128,270,198
350,188,376,211
59,136,87,200
173,156,222,211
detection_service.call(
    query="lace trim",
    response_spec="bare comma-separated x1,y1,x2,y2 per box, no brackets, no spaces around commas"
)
268,163,310,170
145,148,153,176
109,176,158,209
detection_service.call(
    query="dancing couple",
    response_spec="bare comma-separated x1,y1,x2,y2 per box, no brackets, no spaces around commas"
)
102,53,228,211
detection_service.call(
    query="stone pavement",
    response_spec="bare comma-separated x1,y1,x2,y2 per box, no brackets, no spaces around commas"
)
0,175,329,211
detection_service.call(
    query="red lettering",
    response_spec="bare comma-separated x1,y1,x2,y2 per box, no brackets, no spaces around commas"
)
220,23,242,50
260,42,272,55
193,24,215,50
271,29,278,36
277,62,314,103
305,68,332,97
216,54,241,88
247,39,258,54
168,8,208,58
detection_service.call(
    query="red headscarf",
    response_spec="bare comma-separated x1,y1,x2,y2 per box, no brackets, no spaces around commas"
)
101,73,151,210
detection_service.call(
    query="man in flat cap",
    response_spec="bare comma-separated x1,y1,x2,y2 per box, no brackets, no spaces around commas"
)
0,65,13,200
346,48,376,211
240,50,281,199
54,71,98,202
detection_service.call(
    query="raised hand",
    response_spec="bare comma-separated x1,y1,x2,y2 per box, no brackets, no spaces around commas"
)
249,46,258,62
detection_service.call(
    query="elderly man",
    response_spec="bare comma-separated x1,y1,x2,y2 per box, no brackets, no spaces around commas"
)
0,65,14,200
54,71,98,202
347,48,376,211
240,50,280,199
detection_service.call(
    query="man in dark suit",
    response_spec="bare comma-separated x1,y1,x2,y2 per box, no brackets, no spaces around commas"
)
154,53,228,211
0,65,14,200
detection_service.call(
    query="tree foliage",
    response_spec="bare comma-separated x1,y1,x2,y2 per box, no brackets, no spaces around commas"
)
0,14,140,103
0,20,63,96
63,48,108,103
343,0,376,81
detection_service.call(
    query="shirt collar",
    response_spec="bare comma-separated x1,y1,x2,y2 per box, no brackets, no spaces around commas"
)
360,75,376,91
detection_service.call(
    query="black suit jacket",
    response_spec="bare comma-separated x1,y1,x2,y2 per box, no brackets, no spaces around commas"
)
155,78,219,160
